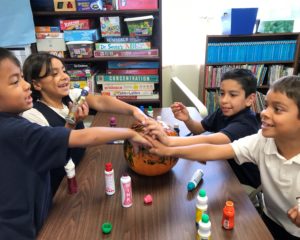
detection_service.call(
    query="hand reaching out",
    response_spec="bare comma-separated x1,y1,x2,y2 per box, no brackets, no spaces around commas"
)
143,118,170,146
288,204,300,228
144,135,171,157
170,102,190,122
128,130,152,154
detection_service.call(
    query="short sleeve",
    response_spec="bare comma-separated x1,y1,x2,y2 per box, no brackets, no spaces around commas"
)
21,108,50,126
201,109,220,132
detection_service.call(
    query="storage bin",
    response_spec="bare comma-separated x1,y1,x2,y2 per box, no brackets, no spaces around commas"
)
66,41,94,58
124,15,154,37
221,8,258,35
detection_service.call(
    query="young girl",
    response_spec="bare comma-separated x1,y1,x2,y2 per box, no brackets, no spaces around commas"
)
0,47,149,239
22,52,149,195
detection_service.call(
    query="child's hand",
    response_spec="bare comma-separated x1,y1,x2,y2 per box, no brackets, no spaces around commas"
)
170,102,190,122
143,118,170,146
132,107,148,123
288,205,300,228
128,130,152,153
69,101,89,124
144,135,171,157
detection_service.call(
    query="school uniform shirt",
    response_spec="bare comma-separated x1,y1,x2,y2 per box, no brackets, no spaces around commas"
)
0,112,70,239
231,130,300,238
201,107,261,188
22,93,85,195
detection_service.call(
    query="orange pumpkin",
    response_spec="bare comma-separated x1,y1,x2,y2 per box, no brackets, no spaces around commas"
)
124,121,178,176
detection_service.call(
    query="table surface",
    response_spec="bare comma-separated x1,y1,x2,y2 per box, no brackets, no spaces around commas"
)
38,107,273,240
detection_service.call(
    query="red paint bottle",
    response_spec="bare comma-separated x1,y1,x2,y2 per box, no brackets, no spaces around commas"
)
222,200,235,230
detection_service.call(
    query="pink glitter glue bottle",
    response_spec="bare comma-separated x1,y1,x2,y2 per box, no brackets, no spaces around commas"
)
64,159,78,194
120,174,133,207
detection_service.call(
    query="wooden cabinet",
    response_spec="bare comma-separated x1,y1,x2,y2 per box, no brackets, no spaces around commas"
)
203,33,300,113
31,2,162,107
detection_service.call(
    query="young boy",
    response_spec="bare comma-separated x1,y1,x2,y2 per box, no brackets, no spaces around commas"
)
163,69,261,188
146,75,300,239
0,48,149,239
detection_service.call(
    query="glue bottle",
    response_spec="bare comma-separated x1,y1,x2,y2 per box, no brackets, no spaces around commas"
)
195,189,208,227
109,116,117,127
120,174,133,207
64,158,78,194
222,200,235,230
173,123,180,136
187,169,204,191
197,213,212,240
147,105,153,117
104,162,115,195
65,86,89,124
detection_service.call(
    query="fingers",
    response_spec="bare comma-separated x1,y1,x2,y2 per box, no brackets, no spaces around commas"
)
288,205,300,227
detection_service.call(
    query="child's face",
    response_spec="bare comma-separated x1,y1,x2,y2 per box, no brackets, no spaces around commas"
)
261,90,300,139
0,59,32,113
219,79,254,117
33,58,70,101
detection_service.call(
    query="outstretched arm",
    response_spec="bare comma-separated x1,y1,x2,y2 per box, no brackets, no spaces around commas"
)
86,94,148,123
145,135,235,162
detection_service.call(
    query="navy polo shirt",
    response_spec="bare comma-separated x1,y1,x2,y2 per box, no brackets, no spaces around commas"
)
0,112,70,239
201,107,261,188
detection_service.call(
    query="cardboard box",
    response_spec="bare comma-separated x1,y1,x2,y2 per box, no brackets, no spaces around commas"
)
221,8,258,35
60,19,91,30
35,26,61,33
53,0,76,11
76,0,103,11
66,41,94,58
100,16,121,37
36,33,66,51
64,29,100,41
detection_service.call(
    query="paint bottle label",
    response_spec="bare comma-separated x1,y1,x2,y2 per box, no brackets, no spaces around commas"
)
120,175,133,207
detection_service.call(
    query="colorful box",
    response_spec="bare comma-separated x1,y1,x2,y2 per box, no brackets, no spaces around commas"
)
116,0,157,10
53,0,76,11
100,17,121,37
66,41,94,58
64,29,100,41
124,15,154,37
35,26,60,33
76,0,103,11
60,19,91,31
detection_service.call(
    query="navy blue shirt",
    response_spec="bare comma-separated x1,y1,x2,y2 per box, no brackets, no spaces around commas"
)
0,112,70,239
201,107,261,188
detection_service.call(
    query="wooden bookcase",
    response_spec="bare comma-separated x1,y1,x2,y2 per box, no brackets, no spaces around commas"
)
31,1,162,107
203,33,300,113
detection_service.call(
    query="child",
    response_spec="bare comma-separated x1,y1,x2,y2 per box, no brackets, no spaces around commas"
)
21,52,149,195
146,75,300,239
160,69,261,188
0,48,149,239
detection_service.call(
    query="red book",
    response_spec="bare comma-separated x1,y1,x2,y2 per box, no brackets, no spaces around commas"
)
117,0,157,10
106,69,158,75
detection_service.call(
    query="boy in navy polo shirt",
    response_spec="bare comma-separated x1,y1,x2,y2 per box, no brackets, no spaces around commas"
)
0,48,149,240
149,69,261,188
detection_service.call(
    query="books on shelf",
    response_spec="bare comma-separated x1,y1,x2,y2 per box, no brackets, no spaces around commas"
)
101,82,155,91
101,90,154,96
116,94,159,100
207,40,296,63
94,49,159,58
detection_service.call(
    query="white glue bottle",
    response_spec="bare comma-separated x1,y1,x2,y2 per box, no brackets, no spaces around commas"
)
197,213,212,240
120,174,133,207
104,162,115,195
195,189,208,227
187,169,204,191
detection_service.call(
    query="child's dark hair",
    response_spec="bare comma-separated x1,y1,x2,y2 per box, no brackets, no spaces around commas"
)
23,52,62,101
270,75,300,118
0,47,21,68
221,69,257,97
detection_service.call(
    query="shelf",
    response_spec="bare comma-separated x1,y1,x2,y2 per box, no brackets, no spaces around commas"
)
33,10,159,17
206,60,294,66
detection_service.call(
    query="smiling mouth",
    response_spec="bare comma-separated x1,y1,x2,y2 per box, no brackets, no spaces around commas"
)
58,83,69,88
262,121,274,128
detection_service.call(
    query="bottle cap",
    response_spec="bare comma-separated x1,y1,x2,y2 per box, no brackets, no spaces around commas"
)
201,213,210,223
174,123,179,129
101,222,112,234
109,116,116,126
187,182,196,191
148,106,153,111
226,200,234,207
105,162,112,171
139,105,144,112
199,189,206,197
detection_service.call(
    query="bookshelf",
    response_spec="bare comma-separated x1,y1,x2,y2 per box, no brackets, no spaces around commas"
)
30,1,162,107
203,33,300,114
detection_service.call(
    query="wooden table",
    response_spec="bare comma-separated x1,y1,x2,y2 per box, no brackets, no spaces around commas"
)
38,107,273,240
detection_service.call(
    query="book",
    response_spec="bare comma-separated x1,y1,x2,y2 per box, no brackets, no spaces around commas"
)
115,0,158,10
95,42,151,50
101,82,155,91
105,36,150,43
94,49,158,58
106,68,158,75
95,74,159,83
107,61,159,69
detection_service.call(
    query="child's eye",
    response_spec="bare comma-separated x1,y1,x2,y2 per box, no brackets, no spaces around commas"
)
274,107,283,113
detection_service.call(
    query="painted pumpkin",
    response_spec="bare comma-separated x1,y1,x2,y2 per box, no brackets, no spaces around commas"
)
124,121,178,176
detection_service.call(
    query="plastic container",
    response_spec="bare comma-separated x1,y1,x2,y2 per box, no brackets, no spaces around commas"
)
195,189,208,227
197,214,212,240
105,162,115,195
222,200,235,230
66,41,94,58
124,15,154,37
